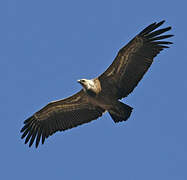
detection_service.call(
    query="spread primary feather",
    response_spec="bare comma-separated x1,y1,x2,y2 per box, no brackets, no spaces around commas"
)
21,20,173,148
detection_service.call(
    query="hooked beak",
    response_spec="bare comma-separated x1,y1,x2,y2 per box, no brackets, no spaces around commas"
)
77,79,85,86
77,79,82,84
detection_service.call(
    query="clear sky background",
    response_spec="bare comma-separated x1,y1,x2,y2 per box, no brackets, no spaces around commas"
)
1,0,186,179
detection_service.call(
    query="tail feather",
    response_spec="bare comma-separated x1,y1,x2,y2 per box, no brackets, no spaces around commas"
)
109,102,133,123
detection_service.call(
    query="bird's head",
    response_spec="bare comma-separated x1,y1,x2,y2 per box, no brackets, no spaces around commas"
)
77,79,95,91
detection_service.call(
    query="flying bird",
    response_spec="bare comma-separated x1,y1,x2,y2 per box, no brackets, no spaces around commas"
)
21,20,173,148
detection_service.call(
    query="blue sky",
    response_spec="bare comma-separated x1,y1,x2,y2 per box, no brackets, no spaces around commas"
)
1,0,186,179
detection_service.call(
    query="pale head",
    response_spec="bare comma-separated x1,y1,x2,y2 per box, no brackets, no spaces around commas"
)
77,79,95,91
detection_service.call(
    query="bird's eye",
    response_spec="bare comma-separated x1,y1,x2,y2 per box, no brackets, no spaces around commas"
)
82,80,85,82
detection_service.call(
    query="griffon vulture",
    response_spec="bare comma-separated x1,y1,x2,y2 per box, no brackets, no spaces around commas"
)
20,20,173,148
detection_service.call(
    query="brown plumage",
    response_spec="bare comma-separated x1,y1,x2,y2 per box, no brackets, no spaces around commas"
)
21,20,173,148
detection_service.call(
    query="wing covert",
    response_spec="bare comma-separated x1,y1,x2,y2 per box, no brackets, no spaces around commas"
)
99,20,173,99
20,90,104,148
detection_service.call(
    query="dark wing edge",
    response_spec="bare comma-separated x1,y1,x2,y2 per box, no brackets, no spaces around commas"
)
20,90,104,148
99,20,173,99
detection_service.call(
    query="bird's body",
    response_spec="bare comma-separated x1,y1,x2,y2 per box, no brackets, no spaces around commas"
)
21,20,173,148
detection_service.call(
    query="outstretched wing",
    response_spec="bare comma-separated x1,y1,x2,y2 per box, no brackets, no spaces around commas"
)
99,20,173,99
20,90,104,148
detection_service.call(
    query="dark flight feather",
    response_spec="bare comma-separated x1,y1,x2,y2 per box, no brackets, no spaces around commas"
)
21,90,104,148
21,20,173,148
99,20,173,99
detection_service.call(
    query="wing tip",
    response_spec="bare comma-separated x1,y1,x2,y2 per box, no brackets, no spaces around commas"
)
140,20,173,50
158,20,165,25
21,115,44,148
139,20,172,37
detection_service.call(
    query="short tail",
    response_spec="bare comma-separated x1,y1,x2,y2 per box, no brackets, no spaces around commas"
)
109,101,133,123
